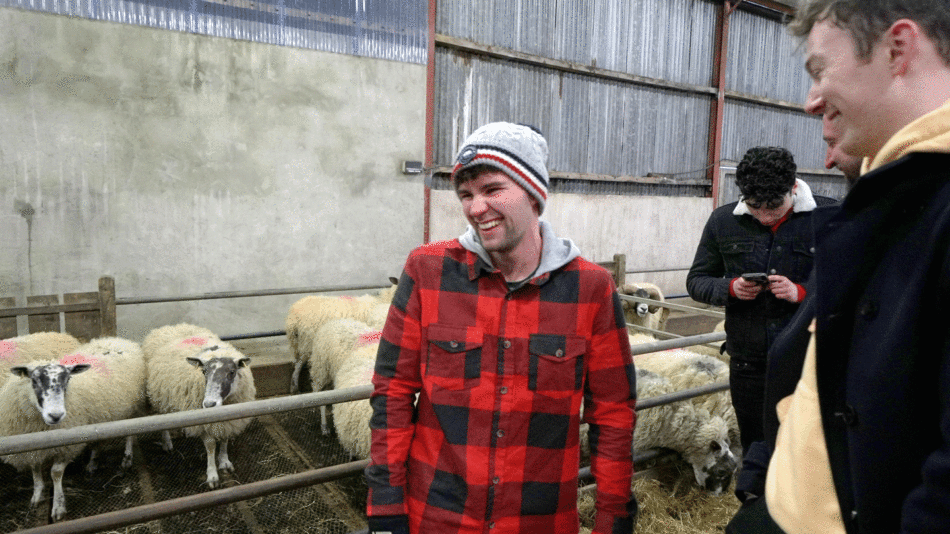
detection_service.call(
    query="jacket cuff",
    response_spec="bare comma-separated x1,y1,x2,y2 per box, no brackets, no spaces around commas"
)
795,283,806,303
368,514,410,534
729,277,740,298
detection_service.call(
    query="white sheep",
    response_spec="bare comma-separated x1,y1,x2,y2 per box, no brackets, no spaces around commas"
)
285,281,396,394
0,336,146,521
143,324,256,489
633,367,737,494
619,283,670,333
330,342,380,459
631,336,740,458
309,319,381,434
0,332,82,389
688,320,729,363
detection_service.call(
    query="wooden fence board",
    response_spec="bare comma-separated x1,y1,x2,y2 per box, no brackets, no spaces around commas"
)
26,295,59,333
64,291,100,342
0,297,16,339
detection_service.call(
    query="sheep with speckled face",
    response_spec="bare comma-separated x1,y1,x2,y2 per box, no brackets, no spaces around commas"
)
143,324,256,489
0,336,146,521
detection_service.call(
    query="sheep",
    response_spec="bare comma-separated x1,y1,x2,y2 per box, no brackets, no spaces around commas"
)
143,324,256,488
0,332,82,388
619,283,671,334
631,337,740,458
308,319,381,434
330,341,380,459
688,319,729,363
285,279,397,394
633,367,737,494
0,336,146,521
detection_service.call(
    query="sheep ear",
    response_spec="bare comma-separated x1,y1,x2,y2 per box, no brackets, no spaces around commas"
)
620,284,634,295
11,366,29,378
237,357,251,368
186,357,205,369
388,276,399,285
68,364,92,375
646,288,663,313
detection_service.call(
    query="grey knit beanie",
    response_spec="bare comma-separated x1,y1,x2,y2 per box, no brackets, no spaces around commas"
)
451,122,550,214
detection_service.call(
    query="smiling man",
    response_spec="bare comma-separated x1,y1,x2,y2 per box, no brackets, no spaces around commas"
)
724,1,950,533
365,122,637,534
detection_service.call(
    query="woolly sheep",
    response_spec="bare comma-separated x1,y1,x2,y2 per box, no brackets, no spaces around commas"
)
633,367,737,494
144,324,256,489
0,336,146,521
689,320,729,363
619,283,670,334
285,279,397,394
631,337,740,458
330,342,380,459
309,319,381,434
0,332,81,389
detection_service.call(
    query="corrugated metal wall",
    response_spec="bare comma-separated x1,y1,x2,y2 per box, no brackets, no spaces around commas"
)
0,0,427,64
434,0,844,200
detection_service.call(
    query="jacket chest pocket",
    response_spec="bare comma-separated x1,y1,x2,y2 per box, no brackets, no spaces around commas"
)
721,240,755,273
529,334,586,399
426,324,483,391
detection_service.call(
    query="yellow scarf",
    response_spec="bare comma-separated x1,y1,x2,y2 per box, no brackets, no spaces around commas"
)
865,98,950,173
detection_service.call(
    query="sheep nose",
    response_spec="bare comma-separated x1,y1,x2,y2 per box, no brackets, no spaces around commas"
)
203,400,219,408
46,411,64,424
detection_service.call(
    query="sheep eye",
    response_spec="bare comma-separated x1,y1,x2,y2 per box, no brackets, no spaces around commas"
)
710,441,722,452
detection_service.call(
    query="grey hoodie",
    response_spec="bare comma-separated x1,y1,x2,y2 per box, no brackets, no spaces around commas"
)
458,219,582,281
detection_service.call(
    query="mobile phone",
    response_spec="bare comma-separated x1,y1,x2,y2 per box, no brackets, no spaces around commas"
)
741,272,769,285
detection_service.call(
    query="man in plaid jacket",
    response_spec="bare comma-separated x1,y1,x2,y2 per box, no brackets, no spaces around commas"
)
365,122,638,534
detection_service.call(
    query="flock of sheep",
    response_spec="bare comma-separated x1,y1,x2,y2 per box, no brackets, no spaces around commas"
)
0,278,738,524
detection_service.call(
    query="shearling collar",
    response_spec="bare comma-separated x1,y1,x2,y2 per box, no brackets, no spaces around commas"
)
732,178,818,217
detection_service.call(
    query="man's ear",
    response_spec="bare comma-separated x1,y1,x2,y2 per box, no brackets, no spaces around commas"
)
884,19,921,76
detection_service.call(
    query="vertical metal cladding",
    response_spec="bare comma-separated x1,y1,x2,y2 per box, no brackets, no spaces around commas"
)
722,100,825,172
0,0,428,64
435,0,719,197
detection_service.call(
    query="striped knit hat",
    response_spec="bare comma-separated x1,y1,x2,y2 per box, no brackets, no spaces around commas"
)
452,122,550,214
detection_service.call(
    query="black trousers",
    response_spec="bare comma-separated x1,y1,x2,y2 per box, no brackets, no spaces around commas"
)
730,355,767,453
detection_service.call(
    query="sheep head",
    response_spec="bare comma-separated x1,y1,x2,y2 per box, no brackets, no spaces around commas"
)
680,414,738,495
10,362,91,425
186,346,250,408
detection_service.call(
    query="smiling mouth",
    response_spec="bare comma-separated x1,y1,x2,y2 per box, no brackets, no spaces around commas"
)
478,220,500,231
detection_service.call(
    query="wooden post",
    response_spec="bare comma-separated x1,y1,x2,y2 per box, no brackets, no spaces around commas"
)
98,276,117,337
612,254,626,287
27,294,59,333
64,291,101,342
0,297,16,338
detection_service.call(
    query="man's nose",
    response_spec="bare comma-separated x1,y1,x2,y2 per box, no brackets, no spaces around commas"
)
804,84,824,115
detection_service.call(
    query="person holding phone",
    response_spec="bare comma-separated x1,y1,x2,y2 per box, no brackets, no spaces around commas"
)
686,146,836,454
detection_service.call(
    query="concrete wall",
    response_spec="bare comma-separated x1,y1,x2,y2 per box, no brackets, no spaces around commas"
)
0,9,426,340
429,190,713,297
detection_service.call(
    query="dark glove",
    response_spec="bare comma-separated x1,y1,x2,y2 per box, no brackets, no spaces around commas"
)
368,514,410,534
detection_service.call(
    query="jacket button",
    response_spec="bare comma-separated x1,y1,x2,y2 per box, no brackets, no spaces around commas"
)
858,301,878,319
555,349,564,357
775,245,783,252
503,340,511,349
769,269,777,274
835,405,859,426
810,246,816,253
450,341,459,348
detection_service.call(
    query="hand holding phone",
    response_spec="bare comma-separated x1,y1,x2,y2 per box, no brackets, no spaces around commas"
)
741,272,769,286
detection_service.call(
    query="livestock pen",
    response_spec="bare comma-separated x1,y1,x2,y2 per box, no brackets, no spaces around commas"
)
0,271,733,534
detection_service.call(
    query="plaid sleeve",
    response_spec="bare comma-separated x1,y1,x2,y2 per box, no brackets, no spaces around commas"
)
365,256,424,518
584,281,637,533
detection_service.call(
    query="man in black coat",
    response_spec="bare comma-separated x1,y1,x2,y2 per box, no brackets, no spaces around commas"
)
687,146,834,454
727,1,950,533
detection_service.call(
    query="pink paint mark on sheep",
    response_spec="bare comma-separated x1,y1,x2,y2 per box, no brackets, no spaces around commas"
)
180,337,209,346
0,341,17,361
357,331,382,347
339,296,355,301
59,353,110,375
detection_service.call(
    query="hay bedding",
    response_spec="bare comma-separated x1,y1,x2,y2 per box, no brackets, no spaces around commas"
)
579,458,740,534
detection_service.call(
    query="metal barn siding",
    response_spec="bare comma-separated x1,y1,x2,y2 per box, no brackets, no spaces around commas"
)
1,0,428,64
436,0,718,86
726,8,810,104
434,49,710,181
722,99,825,168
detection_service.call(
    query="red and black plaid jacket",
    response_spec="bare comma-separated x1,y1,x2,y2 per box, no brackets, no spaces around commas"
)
366,239,637,533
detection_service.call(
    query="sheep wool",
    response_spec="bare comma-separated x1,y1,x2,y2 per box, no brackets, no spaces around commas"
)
0,332,81,388
331,342,380,459
619,283,671,333
144,324,256,442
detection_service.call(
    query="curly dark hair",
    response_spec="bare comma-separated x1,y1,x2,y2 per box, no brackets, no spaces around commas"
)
734,146,797,204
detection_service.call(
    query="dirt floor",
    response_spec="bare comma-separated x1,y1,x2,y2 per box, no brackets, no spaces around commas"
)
0,405,368,534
